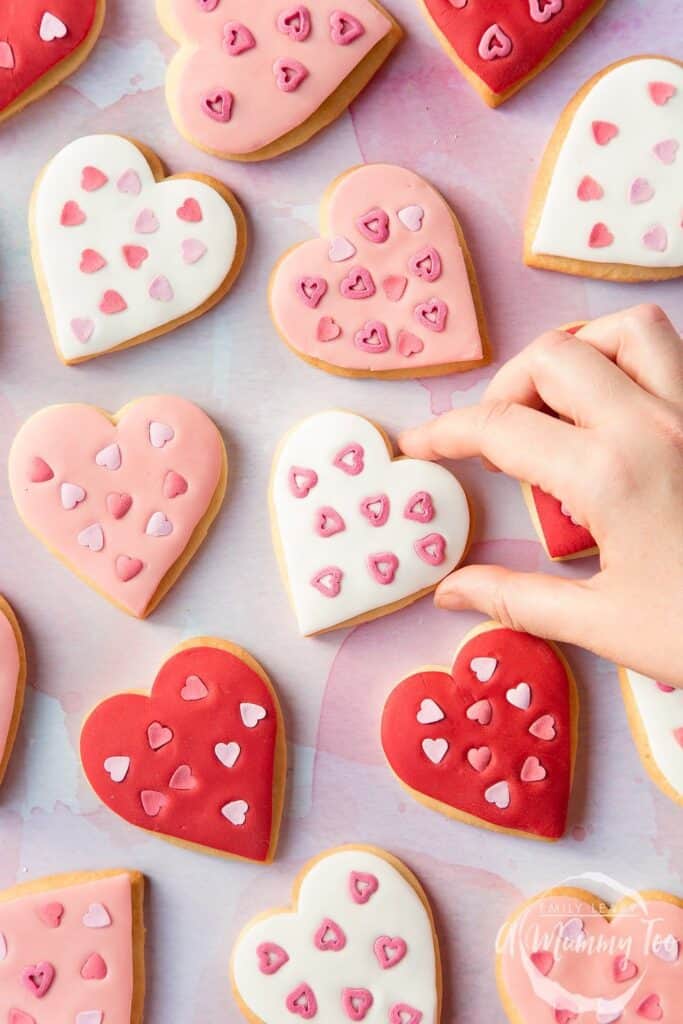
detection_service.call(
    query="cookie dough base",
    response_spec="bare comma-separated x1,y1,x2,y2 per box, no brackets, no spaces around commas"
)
0,597,27,788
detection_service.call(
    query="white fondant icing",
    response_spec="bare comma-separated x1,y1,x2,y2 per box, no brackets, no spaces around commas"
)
623,668,683,799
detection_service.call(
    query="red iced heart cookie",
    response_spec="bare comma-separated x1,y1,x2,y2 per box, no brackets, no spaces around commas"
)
8,396,227,618
497,886,683,1023
0,598,26,789
81,640,286,861
0,870,143,1022
157,1,402,160
271,164,488,378
0,2,104,124
381,622,578,840
527,56,683,282
420,0,609,107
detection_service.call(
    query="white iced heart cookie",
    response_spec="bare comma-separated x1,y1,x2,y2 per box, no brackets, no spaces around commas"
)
527,56,683,281
31,134,247,363
270,411,470,635
231,845,441,1024
619,667,683,806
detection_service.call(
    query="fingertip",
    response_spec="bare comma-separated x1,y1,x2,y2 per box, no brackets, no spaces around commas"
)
398,426,434,459
434,573,470,609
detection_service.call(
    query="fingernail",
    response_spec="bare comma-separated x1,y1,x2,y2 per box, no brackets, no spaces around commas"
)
434,576,466,609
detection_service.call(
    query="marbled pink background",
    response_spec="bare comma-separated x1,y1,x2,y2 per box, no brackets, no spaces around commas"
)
0,0,681,1020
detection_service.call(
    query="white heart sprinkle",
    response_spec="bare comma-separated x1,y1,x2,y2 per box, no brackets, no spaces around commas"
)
76,1013,104,1024
222,799,248,825
145,511,173,538
215,741,240,768
149,421,174,448
328,235,356,262
78,523,105,552
506,682,532,710
653,934,680,962
397,204,424,231
95,443,121,471
103,755,130,783
416,698,444,725
40,12,68,41
60,481,86,510
0,932,7,961
82,903,112,928
484,780,510,809
240,702,266,728
561,917,585,942
470,656,497,682
422,738,448,764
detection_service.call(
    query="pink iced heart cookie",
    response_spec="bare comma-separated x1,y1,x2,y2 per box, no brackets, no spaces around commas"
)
527,56,683,281
270,410,470,635
271,163,488,378
619,668,683,807
0,870,143,1022
157,1,402,160
0,1,104,125
0,599,26,790
231,846,441,1024
9,396,227,618
31,134,246,363
497,887,683,1023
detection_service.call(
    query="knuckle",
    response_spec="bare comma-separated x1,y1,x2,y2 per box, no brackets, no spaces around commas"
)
531,329,577,362
625,302,668,327
478,399,516,433
589,440,634,498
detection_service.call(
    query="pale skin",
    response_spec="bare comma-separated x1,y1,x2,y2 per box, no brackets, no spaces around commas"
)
400,305,683,688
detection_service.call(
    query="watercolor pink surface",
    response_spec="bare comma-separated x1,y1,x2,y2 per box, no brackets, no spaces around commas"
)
0,1,681,1022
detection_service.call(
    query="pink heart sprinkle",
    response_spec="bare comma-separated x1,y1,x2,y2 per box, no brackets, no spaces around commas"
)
0,41,15,70
37,902,64,929
466,699,492,725
408,246,441,281
122,244,149,269
201,89,233,122
315,506,346,537
223,21,256,55
311,567,343,598
530,951,554,976
673,727,683,749
81,952,107,980
60,201,86,227
80,248,106,274
106,492,132,519
134,208,159,234
29,456,54,483
614,955,638,982
177,198,203,223
277,5,311,41
382,275,407,301
169,764,194,790
630,177,655,204
414,532,446,566
149,275,174,302
521,755,547,783
328,235,356,262
354,320,390,353
147,721,173,749
529,714,556,740
342,988,373,1022
77,523,105,552
21,962,55,998
636,994,663,1021
467,746,492,772
297,275,328,309
653,138,679,165
340,266,376,299
70,318,95,343
314,917,346,951
289,465,318,498
357,206,390,243
414,298,447,332
478,23,512,60
149,421,174,448
163,470,188,498
286,984,318,1020
397,330,424,358
529,0,563,22
146,511,173,537
81,166,108,192
115,555,143,582
404,491,434,523
140,790,165,817
117,169,141,195
367,552,399,585
349,870,379,904
181,238,207,265
592,120,619,146
333,444,364,475
330,10,365,45
82,903,111,928
643,225,668,252
374,935,407,969
180,674,208,701
257,942,289,975
577,175,604,202
99,290,127,315
589,223,614,249
317,316,341,342
397,205,424,232
648,81,676,106
274,58,308,93
360,494,390,527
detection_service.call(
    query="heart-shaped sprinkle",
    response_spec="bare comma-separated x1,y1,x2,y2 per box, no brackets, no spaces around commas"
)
314,917,346,951
61,200,86,227
274,57,309,92
317,316,341,341
592,120,619,146
467,746,492,772
652,933,680,962
653,138,679,165
357,207,390,243
240,702,267,728
222,799,249,825
287,984,318,1019
181,674,208,701
560,917,585,943
163,470,188,498
367,551,399,585
414,532,446,566
355,320,390,353
648,81,676,105
99,289,127,314
223,21,256,55
340,266,376,300
422,737,448,764
577,175,604,202
177,197,203,222
466,698,492,725
349,870,379,904
103,755,130,783
215,741,241,768
529,714,556,740
382,275,408,301
408,246,442,282
506,682,532,710
37,902,64,929
529,0,563,22
61,482,86,510
416,698,444,725
389,1004,422,1024
115,555,143,582
149,421,174,448
478,23,512,60
40,13,68,41
0,42,15,70
78,523,105,552
636,994,663,1020
106,492,132,520
149,275,174,302
28,457,54,483
613,955,638,982
328,236,356,262
333,444,364,476
140,789,165,817
257,941,289,975
70,317,95,343
81,952,107,979
169,764,194,790
82,903,112,928
311,567,343,597
145,511,173,538
117,169,141,195
81,166,108,192
397,205,424,231
181,238,207,265
342,988,374,1022
374,935,407,969
277,5,312,41
122,244,149,269
315,506,346,537
134,208,159,234
470,657,497,682
80,248,107,273
76,1014,103,1024
147,721,173,750
360,494,390,527
415,298,447,332
521,755,547,782
530,950,554,976
404,491,434,523
95,443,121,471
630,178,655,204
643,225,668,252
21,961,55,997
202,89,234,121
397,330,424,358
484,780,510,809
330,11,365,45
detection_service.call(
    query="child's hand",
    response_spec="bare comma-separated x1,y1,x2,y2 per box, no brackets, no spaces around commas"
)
399,305,683,685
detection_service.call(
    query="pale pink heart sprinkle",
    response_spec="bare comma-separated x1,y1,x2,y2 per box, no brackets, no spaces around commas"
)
470,657,497,682
149,421,174,448
397,205,424,231
330,10,365,45
397,330,424,357
77,523,105,552
422,737,448,764
521,755,547,782
145,511,173,537
140,790,165,817
82,903,111,928
81,166,108,192
653,139,679,165
317,316,341,342
484,780,510,809
134,208,159,234
202,89,234,122
466,698,492,725
95,443,121,471
0,42,15,69
147,721,173,749
149,275,174,302
76,1011,104,1024
506,682,532,710
577,175,604,202
529,714,556,740
467,746,492,772
274,57,308,93
215,741,240,768
181,674,208,700
529,0,563,22
240,702,266,728
630,177,655,204
181,238,207,264
382,275,408,302
652,934,680,962
70,318,95,343
223,21,256,55
117,169,142,195
328,235,356,262
561,917,585,942
103,755,130,783
416,698,444,725
478,23,513,60
40,12,68,41
643,225,668,252
60,482,86,510
222,799,249,825
169,764,194,790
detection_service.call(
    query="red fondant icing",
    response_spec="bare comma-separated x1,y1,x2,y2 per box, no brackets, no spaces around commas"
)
531,485,596,559
80,644,281,860
422,0,603,97
381,627,575,838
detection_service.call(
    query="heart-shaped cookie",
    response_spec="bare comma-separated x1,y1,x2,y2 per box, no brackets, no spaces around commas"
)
619,668,683,808
8,396,227,618
527,56,683,281
0,869,144,1023
497,886,683,1023
157,0,402,160
270,163,488,378
382,622,578,840
81,639,285,861
420,0,608,107
0,2,105,124
0,598,26,790
31,134,246,363
232,845,441,1023
270,410,471,635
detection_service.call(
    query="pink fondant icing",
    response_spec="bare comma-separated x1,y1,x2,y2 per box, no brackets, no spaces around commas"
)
8,397,224,618
160,0,394,156
271,164,484,373
0,605,21,776
0,873,136,1022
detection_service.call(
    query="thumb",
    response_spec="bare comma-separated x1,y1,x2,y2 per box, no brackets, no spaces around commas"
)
435,564,604,648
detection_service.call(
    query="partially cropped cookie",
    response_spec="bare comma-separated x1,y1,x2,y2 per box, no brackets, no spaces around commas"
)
157,1,402,160
271,163,488,378
9,396,227,618
619,668,683,807
526,56,683,281
0,597,26,790
31,134,246,363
